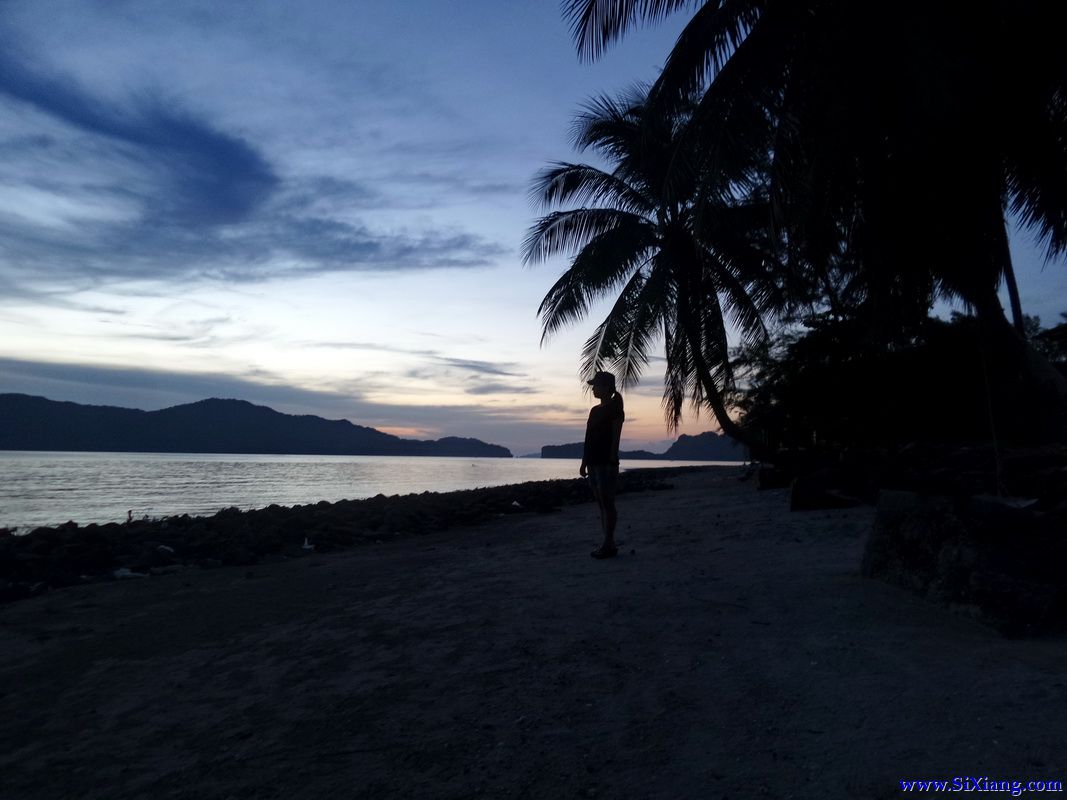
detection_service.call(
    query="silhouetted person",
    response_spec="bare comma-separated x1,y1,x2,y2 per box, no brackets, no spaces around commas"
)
580,371,624,558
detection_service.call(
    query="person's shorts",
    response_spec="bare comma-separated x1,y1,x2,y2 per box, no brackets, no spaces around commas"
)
586,464,619,495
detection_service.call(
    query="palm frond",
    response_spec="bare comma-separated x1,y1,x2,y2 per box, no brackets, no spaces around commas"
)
611,260,674,386
530,162,654,215
578,265,654,379
564,0,702,62
522,208,651,265
536,220,658,342
701,245,768,344
661,311,697,432
1006,89,1067,257
569,89,646,160
696,283,734,389
652,0,763,102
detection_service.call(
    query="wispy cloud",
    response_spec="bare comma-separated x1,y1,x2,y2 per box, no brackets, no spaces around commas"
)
302,340,526,380
439,357,522,377
465,381,537,395
0,42,279,227
0,39,510,301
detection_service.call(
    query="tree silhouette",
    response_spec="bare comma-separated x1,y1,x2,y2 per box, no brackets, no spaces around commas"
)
562,0,1067,438
523,85,780,448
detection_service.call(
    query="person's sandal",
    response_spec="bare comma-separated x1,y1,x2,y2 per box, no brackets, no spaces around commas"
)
590,544,618,559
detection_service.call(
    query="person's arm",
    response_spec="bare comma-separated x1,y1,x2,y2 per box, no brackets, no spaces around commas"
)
611,417,623,464
580,414,591,477
611,396,624,463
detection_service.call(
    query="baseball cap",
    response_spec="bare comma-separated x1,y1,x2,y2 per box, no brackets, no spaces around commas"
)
586,370,616,388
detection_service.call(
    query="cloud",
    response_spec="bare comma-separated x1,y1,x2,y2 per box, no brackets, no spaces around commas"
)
281,176,382,212
465,382,537,395
380,168,520,201
0,42,510,300
439,358,522,377
0,179,509,300
302,340,527,382
96,314,257,349
303,340,435,356
0,42,279,227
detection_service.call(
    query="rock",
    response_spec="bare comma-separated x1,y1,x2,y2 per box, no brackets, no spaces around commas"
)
1,466,706,605
756,466,791,490
113,567,148,579
789,467,867,512
219,545,257,566
0,579,29,602
863,489,1067,636
862,491,960,584
149,565,185,576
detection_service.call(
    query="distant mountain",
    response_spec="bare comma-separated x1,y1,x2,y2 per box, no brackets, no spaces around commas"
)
662,432,746,461
0,394,512,458
541,443,660,459
541,431,745,461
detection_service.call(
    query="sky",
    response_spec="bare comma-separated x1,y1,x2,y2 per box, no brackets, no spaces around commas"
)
1,0,1065,456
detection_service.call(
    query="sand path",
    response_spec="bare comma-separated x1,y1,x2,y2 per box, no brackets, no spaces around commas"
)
1,468,1063,799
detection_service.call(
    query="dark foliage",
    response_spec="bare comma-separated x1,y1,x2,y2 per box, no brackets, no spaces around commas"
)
558,0,1067,447
736,313,1067,452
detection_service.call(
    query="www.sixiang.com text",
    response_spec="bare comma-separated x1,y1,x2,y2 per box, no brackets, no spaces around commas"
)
900,777,1063,796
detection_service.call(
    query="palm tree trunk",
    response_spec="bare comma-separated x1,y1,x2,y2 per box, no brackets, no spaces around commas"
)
972,284,1067,442
995,216,1026,336
677,312,771,460
1002,258,1025,336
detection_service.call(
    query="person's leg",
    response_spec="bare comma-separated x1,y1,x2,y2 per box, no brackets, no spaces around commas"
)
602,465,619,548
601,489,617,548
588,471,605,535
590,466,618,557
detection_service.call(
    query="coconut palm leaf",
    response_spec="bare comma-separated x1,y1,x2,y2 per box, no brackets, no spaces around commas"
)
661,312,697,431
522,208,651,265
529,162,653,215
534,219,657,341
564,0,703,62
702,245,768,344
527,83,776,448
570,90,648,161
651,0,763,102
578,266,654,380
1006,90,1067,257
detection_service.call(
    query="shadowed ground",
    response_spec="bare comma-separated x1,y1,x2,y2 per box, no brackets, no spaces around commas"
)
1,468,1063,799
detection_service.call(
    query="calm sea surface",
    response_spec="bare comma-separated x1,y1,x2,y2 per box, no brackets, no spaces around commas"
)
0,451,739,532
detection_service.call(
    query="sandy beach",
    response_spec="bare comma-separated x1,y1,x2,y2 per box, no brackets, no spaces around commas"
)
1,466,1064,799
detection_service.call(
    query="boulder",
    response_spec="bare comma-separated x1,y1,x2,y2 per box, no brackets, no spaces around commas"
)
789,467,870,511
862,490,1067,636
756,466,791,490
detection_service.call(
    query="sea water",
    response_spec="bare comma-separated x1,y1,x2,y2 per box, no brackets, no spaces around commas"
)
0,451,739,532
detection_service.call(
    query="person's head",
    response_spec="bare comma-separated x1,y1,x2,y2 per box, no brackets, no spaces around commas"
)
587,370,617,400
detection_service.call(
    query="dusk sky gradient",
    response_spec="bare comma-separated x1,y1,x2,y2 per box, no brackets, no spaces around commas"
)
2,0,1065,455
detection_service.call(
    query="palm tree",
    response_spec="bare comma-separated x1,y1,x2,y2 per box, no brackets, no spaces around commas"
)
522,85,781,449
562,0,1067,435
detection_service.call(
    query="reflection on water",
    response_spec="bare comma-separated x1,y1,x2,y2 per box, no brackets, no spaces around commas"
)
0,451,739,531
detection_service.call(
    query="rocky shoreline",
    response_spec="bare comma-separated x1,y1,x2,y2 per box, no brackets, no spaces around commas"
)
0,466,715,603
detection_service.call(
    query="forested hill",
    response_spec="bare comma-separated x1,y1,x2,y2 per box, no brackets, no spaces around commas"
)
0,394,512,457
